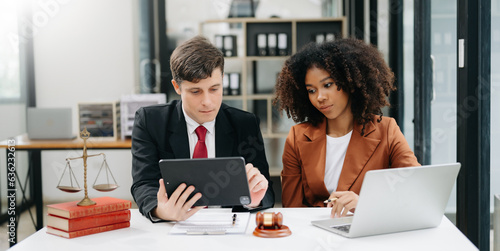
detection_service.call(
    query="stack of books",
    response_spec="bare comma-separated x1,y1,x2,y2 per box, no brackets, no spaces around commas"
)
46,197,132,238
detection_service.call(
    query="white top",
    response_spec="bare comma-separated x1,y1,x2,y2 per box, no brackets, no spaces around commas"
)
324,130,352,193
9,209,478,251
182,106,216,158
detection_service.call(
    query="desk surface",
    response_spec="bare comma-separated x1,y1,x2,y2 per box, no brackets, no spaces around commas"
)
9,208,477,251
0,134,131,150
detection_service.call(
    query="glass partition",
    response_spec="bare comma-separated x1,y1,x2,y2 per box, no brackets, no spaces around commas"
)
491,0,500,214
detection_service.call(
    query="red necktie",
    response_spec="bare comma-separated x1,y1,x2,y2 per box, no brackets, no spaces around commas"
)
193,126,208,158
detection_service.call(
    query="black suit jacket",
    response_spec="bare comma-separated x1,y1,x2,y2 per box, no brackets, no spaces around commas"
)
131,100,275,220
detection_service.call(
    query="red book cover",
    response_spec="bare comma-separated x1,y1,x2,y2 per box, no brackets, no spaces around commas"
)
46,221,130,239
46,197,132,219
47,209,131,232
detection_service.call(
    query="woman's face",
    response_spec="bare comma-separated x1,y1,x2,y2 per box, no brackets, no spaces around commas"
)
305,66,352,121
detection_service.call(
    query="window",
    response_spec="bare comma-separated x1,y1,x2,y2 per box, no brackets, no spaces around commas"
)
404,0,458,216
0,0,22,102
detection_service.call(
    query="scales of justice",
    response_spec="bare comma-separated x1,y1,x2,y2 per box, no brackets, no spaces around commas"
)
56,127,119,206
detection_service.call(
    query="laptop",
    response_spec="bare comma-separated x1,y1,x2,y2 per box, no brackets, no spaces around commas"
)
159,157,251,207
311,163,461,238
27,108,76,139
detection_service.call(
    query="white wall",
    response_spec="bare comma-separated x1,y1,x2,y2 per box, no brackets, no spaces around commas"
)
30,0,137,203
0,104,26,140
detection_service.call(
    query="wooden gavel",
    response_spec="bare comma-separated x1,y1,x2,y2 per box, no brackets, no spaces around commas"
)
256,212,283,229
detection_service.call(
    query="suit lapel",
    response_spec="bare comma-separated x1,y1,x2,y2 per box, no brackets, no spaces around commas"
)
215,105,234,157
336,120,381,191
167,101,190,159
297,120,331,199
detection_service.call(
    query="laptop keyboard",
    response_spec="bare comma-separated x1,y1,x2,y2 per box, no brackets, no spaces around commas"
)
331,224,351,233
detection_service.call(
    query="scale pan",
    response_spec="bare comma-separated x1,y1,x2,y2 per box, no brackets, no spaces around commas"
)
93,184,119,192
57,186,82,193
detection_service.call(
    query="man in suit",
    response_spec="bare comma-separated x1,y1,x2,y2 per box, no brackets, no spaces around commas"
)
131,36,275,222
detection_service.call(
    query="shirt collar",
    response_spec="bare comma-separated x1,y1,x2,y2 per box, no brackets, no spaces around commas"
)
182,105,216,135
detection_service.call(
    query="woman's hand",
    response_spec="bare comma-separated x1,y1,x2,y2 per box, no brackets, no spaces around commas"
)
326,191,359,218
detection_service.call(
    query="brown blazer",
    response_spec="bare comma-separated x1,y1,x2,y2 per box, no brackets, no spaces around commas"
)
281,116,420,207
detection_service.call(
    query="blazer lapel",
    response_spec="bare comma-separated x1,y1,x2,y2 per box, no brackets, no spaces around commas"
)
167,101,190,159
215,106,234,157
297,120,331,199
336,120,381,191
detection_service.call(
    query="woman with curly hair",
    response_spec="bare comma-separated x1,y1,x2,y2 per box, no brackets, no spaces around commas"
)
274,38,419,218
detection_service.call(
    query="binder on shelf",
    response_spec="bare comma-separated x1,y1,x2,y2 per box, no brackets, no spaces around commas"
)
267,33,277,56
229,73,240,95
278,33,288,56
257,33,267,56
215,35,224,52
223,73,230,95
223,35,237,57
315,33,325,44
325,33,335,42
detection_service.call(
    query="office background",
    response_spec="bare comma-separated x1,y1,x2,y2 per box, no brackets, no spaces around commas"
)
0,0,498,250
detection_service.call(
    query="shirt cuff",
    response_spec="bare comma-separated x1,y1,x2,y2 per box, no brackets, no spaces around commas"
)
243,204,262,210
148,211,163,222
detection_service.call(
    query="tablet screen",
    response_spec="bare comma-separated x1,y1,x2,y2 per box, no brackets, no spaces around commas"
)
159,157,251,206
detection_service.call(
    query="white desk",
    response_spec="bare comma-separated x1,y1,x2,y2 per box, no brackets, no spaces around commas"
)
10,208,478,251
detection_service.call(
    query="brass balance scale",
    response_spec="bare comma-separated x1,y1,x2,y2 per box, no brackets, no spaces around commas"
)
56,127,119,206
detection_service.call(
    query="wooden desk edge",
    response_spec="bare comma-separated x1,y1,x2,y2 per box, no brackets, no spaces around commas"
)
0,134,132,149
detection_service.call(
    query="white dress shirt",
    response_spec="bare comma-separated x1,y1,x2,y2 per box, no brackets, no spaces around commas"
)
182,106,216,158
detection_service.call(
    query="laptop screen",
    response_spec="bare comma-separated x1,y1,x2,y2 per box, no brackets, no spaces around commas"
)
27,108,74,139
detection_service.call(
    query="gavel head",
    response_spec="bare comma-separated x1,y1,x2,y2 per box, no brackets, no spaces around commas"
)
256,212,283,229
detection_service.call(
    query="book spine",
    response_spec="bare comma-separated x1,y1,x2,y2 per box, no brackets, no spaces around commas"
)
47,221,130,239
69,201,131,218
57,210,131,231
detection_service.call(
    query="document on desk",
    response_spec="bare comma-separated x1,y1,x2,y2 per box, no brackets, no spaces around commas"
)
169,209,250,235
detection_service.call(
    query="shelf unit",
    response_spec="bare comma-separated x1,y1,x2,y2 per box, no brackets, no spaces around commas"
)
200,17,346,175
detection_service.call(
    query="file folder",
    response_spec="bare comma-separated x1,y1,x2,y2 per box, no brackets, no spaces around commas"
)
267,33,277,56
325,33,335,42
215,35,224,52
223,73,230,95
229,73,240,95
315,33,325,43
257,33,267,56
278,33,288,56
223,35,236,57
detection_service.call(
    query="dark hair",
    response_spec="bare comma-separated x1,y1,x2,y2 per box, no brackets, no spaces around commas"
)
274,38,395,134
170,36,224,84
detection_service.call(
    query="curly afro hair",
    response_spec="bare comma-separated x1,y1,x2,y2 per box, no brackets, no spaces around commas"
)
273,38,395,135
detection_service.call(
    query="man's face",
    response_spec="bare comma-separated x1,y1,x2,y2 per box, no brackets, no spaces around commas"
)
172,68,223,124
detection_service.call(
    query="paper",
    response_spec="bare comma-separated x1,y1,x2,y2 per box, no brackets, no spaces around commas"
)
169,209,250,235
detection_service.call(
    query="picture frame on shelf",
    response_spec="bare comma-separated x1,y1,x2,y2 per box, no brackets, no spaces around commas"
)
78,102,120,140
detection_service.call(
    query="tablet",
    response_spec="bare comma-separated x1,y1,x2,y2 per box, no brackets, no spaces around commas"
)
159,157,251,207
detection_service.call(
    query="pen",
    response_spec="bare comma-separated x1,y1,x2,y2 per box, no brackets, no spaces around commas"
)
323,197,338,203
232,213,237,226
